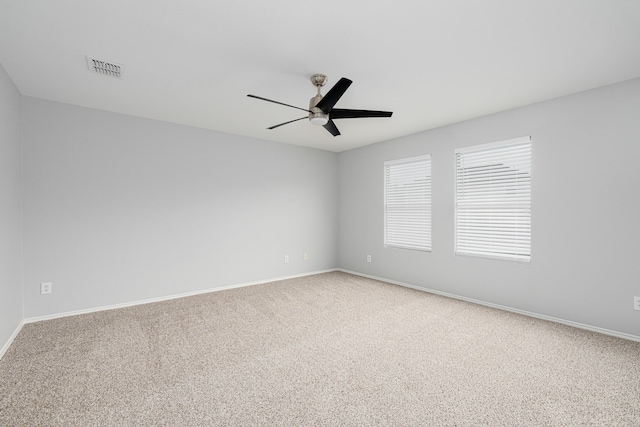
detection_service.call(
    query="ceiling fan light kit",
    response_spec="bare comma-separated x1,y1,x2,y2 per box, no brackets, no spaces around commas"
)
247,74,393,137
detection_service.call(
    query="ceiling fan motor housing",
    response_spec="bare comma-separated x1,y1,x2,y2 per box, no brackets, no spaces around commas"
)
309,94,328,125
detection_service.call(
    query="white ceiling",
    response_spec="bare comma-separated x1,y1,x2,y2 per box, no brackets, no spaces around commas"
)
1,0,639,152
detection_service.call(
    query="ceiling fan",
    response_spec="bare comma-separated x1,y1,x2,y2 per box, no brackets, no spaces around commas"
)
247,74,393,136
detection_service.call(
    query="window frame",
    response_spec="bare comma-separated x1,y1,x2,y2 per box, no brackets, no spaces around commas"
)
384,154,432,252
454,136,532,263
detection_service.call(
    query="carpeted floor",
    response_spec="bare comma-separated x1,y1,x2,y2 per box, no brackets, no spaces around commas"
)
1,271,639,426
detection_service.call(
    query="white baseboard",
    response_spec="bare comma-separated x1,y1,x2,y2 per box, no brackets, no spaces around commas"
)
338,269,640,343
14,267,638,355
0,320,25,361
24,269,338,324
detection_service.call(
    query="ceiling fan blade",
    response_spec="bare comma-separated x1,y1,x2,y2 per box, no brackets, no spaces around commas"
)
315,78,353,113
247,94,311,113
267,116,308,130
330,109,393,119
323,119,341,136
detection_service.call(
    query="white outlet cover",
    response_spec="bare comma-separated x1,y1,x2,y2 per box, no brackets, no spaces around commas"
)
634,296,640,311
41,282,52,294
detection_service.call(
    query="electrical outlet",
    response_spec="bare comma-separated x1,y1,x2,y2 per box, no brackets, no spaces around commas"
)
367,255,372,263
284,255,289,263
41,282,52,295
634,296,640,311
304,253,308,261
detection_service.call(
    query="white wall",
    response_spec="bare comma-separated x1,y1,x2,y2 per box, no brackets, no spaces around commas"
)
0,63,23,353
22,98,338,318
338,78,640,338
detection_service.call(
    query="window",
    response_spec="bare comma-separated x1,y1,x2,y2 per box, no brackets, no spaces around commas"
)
455,136,531,262
384,155,431,251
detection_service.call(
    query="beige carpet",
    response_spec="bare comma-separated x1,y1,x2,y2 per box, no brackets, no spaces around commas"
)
1,271,639,426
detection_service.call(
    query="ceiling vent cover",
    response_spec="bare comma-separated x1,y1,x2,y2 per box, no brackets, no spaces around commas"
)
86,56,123,79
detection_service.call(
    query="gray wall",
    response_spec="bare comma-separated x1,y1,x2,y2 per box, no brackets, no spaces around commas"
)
338,78,640,337
7,73,640,343
0,63,23,351
22,98,338,318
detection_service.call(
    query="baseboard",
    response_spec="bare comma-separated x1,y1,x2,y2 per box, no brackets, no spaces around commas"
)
24,269,338,324
338,269,640,343
0,320,25,361
18,267,639,348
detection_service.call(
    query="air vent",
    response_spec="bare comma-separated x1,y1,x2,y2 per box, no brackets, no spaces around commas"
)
86,56,124,79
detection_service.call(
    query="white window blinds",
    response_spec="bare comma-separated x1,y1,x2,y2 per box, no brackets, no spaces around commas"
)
455,137,531,262
384,155,431,251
